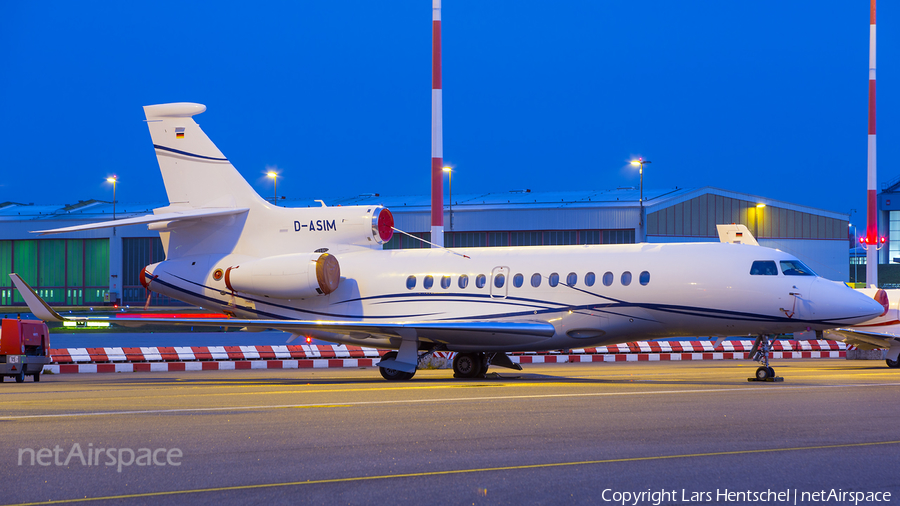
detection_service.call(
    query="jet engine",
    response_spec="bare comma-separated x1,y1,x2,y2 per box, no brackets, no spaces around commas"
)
289,205,394,248
222,252,340,299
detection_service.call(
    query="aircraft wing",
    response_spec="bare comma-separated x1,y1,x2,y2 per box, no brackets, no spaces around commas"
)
31,207,249,235
824,328,900,351
8,273,556,344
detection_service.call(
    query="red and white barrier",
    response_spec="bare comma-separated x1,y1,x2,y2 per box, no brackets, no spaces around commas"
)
40,340,847,374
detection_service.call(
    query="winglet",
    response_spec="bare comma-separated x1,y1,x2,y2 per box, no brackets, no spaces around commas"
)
8,273,65,322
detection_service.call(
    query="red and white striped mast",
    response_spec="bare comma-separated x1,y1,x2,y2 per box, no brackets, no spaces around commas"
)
431,0,445,247
865,0,879,286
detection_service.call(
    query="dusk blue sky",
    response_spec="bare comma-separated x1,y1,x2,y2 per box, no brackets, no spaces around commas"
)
1,1,897,231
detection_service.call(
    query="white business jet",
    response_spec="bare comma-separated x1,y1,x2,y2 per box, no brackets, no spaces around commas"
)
11,103,884,381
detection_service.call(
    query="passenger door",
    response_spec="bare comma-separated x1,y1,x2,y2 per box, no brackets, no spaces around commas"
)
490,266,510,299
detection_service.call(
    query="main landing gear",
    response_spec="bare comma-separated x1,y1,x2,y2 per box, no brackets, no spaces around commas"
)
452,352,522,379
378,350,523,381
378,351,415,381
748,334,783,382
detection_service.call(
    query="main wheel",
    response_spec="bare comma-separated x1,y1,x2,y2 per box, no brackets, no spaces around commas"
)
15,371,25,383
755,366,770,381
453,352,484,379
33,373,41,382
379,352,415,381
886,358,900,369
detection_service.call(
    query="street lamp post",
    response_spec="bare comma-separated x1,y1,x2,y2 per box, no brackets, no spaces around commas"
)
106,176,118,236
629,158,651,226
850,222,859,285
443,166,453,231
267,172,278,206
106,176,118,220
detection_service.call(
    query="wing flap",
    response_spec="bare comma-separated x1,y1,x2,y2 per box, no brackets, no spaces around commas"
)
113,317,556,343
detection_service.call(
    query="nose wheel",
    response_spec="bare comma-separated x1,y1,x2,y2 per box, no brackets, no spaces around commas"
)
748,334,784,382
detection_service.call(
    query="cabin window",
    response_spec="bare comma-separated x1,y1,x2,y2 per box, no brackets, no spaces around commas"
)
476,274,487,288
749,260,778,276
639,271,650,286
458,274,469,289
780,260,816,276
494,274,506,288
441,275,451,289
424,275,434,289
549,273,560,287
513,273,524,288
602,272,614,286
406,275,416,290
531,273,542,287
621,271,632,286
585,272,596,287
566,272,577,286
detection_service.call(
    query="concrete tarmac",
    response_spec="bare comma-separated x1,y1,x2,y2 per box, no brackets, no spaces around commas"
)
1,360,899,505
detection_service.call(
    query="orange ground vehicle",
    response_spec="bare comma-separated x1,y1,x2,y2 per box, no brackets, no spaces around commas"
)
0,319,50,383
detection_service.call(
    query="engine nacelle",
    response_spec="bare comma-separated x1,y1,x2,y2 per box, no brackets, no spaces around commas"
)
222,252,340,299
289,205,393,247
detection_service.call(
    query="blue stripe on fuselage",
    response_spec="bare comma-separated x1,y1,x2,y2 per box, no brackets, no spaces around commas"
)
144,270,871,326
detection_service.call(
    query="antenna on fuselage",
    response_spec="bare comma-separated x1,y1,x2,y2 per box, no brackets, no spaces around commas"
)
390,227,470,259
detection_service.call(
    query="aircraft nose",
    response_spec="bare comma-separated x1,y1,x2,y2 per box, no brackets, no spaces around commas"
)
814,279,884,323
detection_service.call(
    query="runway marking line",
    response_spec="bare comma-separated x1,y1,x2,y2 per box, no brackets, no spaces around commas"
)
1,382,899,421
0,381,520,406
4,440,899,506
273,404,352,409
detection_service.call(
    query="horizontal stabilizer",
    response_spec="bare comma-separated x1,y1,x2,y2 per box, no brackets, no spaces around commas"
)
32,207,249,235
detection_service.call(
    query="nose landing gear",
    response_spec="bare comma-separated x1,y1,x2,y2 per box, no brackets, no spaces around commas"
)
748,334,784,382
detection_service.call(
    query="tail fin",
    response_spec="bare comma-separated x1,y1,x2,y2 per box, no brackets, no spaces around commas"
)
715,224,759,246
144,103,265,209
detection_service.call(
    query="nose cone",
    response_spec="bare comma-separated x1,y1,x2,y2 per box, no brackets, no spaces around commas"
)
813,279,885,325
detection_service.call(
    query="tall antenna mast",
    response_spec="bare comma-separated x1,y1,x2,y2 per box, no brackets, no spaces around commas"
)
865,0,879,286
431,0,445,247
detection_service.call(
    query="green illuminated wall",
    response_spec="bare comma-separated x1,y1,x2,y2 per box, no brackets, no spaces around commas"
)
0,239,109,306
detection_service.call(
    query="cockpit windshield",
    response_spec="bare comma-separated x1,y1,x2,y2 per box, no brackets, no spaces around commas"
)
780,260,816,276
750,260,778,276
